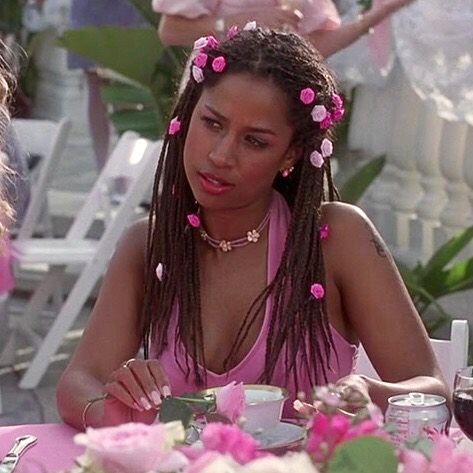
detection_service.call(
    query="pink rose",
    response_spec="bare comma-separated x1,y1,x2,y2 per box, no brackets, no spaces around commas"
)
320,138,333,158
212,56,226,73
187,213,201,228
227,25,240,39
310,150,324,168
194,52,208,68
206,35,219,48
192,66,204,83
74,422,188,473
400,450,429,473
311,105,327,122
332,108,345,121
200,423,261,464
300,87,316,105
168,116,181,135
310,282,325,299
215,381,246,423
331,93,344,110
320,113,333,130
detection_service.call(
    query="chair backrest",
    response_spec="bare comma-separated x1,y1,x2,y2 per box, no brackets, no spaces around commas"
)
356,320,469,389
13,117,72,239
66,131,161,241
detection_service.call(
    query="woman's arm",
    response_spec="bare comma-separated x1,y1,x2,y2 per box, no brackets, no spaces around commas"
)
323,202,449,412
157,8,301,46
307,0,416,58
56,219,165,429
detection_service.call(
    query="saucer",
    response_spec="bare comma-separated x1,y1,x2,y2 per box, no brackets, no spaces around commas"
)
251,421,306,452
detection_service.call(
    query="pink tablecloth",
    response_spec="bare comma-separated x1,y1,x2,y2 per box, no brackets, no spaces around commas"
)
0,423,83,472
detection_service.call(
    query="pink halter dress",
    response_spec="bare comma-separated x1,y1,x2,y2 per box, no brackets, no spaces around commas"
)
151,191,358,417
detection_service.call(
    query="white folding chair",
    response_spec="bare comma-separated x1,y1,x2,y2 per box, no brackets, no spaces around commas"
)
1,131,162,389
356,319,469,389
12,118,72,239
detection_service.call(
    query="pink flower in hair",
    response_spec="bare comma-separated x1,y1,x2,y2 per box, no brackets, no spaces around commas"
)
192,66,204,83
310,150,324,168
187,214,201,228
207,35,219,48
227,25,240,39
320,112,333,130
310,283,325,299
333,108,345,121
311,105,327,122
194,52,208,68
168,117,181,135
212,56,226,73
300,87,316,105
320,138,333,158
193,36,209,50
156,263,164,281
243,21,257,31
332,93,344,110
320,224,330,240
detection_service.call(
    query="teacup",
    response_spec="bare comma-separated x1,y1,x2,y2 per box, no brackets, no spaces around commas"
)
242,384,289,433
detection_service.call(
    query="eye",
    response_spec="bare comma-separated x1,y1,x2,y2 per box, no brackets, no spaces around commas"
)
201,116,221,130
246,135,267,149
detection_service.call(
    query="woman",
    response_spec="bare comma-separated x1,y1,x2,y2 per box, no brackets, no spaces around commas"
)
152,0,416,58
57,27,448,430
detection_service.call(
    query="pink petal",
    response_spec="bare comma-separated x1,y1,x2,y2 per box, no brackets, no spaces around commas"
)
320,113,333,130
320,224,330,240
155,263,164,281
193,36,208,50
310,150,324,168
212,56,226,73
243,21,257,31
311,105,327,122
310,283,325,299
192,66,204,83
206,35,219,48
194,52,208,68
227,25,240,39
168,117,181,135
332,93,344,109
187,213,201,228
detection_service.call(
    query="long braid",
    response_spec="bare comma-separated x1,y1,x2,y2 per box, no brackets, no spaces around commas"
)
141,28,342,393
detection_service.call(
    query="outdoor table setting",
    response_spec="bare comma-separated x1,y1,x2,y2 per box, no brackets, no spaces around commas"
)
2,380,473,473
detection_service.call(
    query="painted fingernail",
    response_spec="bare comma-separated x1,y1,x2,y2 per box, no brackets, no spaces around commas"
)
133,402,144,412
140,397,152,410
162,385,172,398
151,390,162,406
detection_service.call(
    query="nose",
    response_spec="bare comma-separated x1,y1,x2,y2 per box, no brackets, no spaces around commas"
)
208,133,236,168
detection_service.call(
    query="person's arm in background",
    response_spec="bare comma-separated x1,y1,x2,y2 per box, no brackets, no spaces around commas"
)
154,2,301,46
306,0,416,58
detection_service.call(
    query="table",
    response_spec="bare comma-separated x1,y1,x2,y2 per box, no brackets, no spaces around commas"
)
0,424,83,472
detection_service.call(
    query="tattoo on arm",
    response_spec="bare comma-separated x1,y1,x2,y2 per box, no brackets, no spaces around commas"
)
363,221,388,258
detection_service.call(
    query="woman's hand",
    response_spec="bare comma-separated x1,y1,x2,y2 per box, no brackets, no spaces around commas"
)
103,359,172,425
226,7,303,31
335,374,372,413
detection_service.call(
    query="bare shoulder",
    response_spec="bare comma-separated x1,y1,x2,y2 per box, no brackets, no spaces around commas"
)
113,217,149,270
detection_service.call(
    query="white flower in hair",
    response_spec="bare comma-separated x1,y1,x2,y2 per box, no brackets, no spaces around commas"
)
156,263,164,281
243,21,257,31
310,150,324,168
311,105,327,123
193,36,208,50
320,138,333,158
192,66,204,83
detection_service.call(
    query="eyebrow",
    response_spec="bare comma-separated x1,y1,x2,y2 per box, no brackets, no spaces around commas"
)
204,104,277,136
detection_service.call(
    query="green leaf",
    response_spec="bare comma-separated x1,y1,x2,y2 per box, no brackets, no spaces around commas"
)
109,108,159,135
159,398,193,429
422,225,473,279
339,156,386,204
328,437,398,473
127,0,161,28
58,27,163,87
101,83,155,106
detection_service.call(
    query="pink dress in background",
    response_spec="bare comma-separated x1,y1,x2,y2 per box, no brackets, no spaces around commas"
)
152,191,358,418
152,0,341,34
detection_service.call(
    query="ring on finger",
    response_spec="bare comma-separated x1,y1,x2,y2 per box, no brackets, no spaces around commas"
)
122,358,136,369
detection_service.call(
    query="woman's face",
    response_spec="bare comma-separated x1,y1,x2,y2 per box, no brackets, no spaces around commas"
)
183,73,297,212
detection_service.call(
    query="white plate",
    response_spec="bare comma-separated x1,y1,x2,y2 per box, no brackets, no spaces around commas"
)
252,421,306,451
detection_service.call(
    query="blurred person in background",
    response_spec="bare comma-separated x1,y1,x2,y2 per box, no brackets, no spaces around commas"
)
67,0,143,170
152,0,416,58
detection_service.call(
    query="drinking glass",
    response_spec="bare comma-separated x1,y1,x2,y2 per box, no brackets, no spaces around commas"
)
453,367,473,440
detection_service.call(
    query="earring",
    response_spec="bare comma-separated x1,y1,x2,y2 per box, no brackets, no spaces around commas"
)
281,166,294,178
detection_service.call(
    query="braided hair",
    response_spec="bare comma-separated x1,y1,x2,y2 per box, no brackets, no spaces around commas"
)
141,28,341,391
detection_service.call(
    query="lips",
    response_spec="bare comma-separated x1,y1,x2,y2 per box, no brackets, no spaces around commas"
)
198,172,234,196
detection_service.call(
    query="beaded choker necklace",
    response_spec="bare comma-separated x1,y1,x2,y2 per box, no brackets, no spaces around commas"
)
199,210,270,252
